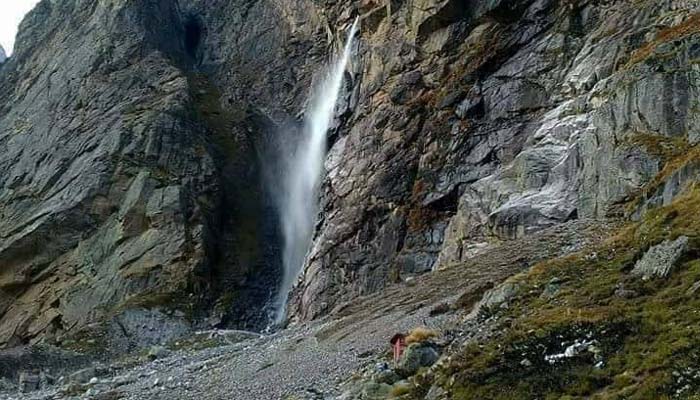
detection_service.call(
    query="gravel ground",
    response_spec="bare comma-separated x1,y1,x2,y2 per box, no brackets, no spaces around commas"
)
3,220,616,400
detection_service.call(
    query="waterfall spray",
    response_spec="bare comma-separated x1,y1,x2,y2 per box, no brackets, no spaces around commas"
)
272,18,360,325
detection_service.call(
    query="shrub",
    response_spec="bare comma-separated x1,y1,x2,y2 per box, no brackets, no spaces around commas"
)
405,327,438,345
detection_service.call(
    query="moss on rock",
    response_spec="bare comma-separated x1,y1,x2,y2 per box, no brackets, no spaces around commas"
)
412,185,700,399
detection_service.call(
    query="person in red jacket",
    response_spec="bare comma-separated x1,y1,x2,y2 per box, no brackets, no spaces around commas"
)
390,333,407,363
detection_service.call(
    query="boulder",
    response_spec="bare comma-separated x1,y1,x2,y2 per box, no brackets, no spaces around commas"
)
147,345,170,360
360,382,392,400
632,236,689,279
479,282,520,310
540,277,563,300
69,367,97,384
18,371,40,393
396,343,439,377
425,385,447,400
373,369,401,385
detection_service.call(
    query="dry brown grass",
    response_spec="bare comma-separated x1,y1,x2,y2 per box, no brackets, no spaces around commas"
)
627,13,700,67
405,327,439,345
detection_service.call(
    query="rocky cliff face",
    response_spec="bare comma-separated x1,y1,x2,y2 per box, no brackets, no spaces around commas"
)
0,0,699,354
0,0,309,348
291,0,700,321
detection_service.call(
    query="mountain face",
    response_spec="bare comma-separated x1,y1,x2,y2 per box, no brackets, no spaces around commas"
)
290,0,700,322
0,0,698,364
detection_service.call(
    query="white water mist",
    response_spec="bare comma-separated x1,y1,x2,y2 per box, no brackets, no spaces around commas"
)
272,18,360,324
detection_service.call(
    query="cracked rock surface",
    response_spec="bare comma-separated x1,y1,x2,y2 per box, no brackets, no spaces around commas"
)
0,0,699,393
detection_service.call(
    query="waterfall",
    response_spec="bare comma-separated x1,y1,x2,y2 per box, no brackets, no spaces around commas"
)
271,18,360,325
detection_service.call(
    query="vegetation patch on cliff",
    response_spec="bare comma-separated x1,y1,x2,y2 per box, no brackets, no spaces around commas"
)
409,185,700,399
626,13,700,68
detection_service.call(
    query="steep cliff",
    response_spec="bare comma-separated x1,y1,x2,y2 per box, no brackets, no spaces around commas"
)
0,0,309,349
2,0,700,399
290,0,700,322
0,0,699,366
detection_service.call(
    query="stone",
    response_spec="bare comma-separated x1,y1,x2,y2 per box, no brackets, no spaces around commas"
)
0,0,285,346
147,345,170,360
18,371,40,393
291,0,700,319
396,343,440,377
479,282,520,310
687,281,700,296
437,90,464,109
614,283,638,299
360,382,392,400
373,369,401,385
632,236,689,279
540,277,563,300
0,377,14,392
425,385,447,400
69,367,96,384
455,94,484,119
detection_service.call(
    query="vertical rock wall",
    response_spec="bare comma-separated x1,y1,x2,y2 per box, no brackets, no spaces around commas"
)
0,0,699,346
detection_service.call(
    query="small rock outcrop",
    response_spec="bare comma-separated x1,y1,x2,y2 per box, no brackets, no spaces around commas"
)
632,236,689,279
0,45,6,63
478,282,520,311
396,343,439,377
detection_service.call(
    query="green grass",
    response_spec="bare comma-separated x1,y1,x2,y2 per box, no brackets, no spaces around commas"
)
413,185,700,399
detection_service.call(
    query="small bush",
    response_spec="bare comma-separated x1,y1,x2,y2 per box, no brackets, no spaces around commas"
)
405,327,438,345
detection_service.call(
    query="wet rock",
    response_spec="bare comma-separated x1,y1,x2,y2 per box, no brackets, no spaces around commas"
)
0,0,285,345
293,0,700,319
632,236,689,279
1,0,699,361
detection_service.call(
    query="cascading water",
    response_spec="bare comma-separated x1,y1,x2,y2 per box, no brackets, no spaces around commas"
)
271,18,360,325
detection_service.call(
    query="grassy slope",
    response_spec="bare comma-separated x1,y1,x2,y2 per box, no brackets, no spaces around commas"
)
408,185,700,399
